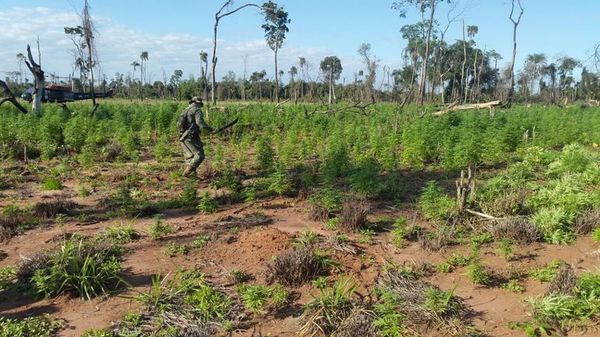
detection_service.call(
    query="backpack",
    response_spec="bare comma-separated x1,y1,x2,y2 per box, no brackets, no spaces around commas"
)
177,109,190,134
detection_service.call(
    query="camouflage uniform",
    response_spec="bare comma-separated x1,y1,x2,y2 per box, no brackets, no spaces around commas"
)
179,97,213,177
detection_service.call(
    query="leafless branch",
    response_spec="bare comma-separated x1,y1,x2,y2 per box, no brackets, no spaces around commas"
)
0,80,28,114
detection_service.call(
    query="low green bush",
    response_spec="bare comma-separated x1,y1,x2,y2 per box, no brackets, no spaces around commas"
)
0,315,64,337
418,181,456,220
27,239,123,299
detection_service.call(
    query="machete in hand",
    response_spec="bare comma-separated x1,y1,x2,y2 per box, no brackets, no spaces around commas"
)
214,117,239,133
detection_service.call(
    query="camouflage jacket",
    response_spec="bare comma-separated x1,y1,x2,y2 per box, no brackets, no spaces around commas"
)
180,104,213,139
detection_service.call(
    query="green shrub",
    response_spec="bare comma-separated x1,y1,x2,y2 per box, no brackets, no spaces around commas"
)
349,157,382,197
97,224,139,244
530,260,565,282
502,279,525,293
0,266,16,291
466,260,492,286
323,217,339,231
293,230,320,248
29,240,123,299
77,184,91,197
152,135,172,160
300,277,357,336
180,180,198,207
197,192,218,214
418,181,456,220
41,177,63,191
210,169,243,194
255,136,275,173
497,238,515,261
308,187,344,221
424,286,462,316
185,283,232,321
546,143,599,177
527,275,600,333
591,227,600,243
390,217,421,249
446,253,471,268
149,217,174,240
165,242,189,256
373,289,405,337
228,268,251,284
321,142,351,183
358,228,376,245
105,185,140,217
236,284,289,315
0,315,64,337
266,168,293,196
528,175,593,216
531,207,575,244
81,329,112,337
470,232,494,248
193,234,210,248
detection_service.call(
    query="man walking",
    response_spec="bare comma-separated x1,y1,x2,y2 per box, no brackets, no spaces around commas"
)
178,96,214,177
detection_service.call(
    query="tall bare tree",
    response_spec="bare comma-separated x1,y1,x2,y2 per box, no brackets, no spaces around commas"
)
24,45,45,113
358,43,378,101
211,1,260,104
200,51,209,101
140,51,149,100
82,0,97,105
507,0,524,105
288,65,298,103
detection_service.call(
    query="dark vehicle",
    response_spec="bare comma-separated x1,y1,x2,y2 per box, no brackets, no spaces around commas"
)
21,84,113,103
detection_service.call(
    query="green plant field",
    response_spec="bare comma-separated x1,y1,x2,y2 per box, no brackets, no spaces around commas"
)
3,101,600,337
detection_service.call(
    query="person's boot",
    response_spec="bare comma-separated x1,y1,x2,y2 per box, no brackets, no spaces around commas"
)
182,165,194,177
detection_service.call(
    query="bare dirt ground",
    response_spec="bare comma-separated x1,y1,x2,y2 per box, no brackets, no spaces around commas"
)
1,159,600,337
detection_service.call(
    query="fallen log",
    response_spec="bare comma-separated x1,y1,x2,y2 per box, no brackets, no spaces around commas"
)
465,208,498,221
433,100,501,116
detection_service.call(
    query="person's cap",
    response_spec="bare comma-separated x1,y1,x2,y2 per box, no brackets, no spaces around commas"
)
189,96,203,104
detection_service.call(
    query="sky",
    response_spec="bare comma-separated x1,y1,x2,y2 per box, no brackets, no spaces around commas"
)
1,0,599,85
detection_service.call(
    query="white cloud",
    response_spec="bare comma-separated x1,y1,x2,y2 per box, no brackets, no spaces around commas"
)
0,6,343,84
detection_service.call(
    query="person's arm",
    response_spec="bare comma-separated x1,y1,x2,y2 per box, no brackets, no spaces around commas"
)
194,107,214,132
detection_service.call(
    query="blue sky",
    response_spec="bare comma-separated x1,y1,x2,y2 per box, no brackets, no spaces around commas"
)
1,0,599,84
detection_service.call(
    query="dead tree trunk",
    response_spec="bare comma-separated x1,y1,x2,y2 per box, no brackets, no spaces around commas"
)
328,66,333,104
461,20,468,104
507,0,524,105
418,0,436,106
24,44,45,114
0,80,27,113
433,100,501,116
82,0,97,106
211,1,260,105
274,47,279,103
456,166,475,211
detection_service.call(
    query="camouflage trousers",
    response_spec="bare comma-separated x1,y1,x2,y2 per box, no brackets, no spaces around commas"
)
180,137,205,171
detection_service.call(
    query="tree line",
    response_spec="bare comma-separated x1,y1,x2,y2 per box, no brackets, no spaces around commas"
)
4,0,600,109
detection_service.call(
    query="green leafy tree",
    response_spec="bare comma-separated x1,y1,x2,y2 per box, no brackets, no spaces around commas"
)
393,0,451,105
261,0,290,103
557,57,580,93
523,53,546,98
319,56,343,104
